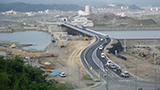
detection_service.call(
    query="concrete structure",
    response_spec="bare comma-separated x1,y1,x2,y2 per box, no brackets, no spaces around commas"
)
78,5,90,16
85,5,90,15
71,17,93,27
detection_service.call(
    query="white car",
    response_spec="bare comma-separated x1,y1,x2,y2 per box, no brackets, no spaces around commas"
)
60,72,67,77
99,45,103,50
101,53,106,58
120,71,129,78
100,38,103,41
105,61,111,66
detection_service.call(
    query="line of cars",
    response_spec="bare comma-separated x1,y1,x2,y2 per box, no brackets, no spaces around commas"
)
105,60,129,78
98,35,129,78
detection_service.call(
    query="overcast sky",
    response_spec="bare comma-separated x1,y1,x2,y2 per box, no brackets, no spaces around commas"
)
0,0,159,6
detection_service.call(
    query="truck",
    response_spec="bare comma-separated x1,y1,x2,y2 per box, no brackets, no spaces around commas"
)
82,25,86,30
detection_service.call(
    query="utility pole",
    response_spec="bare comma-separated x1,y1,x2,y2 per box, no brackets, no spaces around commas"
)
155,69,157,90
67,64,69,86
124,30,126,53
107,70,109,90
154,36,156,65
78,66,80,86
158,60,160,81
135,59,137,90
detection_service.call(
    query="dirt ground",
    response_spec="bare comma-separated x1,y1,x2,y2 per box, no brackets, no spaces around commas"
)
41,39,96,89
106,39,160,82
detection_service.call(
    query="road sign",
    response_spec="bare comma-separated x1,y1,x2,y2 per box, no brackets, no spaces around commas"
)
90,67,93,71
98,74,100,79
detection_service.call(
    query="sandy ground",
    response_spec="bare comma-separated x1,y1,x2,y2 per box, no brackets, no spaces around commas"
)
42,39,96,89
106,39,160,82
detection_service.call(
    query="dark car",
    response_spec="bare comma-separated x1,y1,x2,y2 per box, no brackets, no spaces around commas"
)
117,55,127,60
103,41,108,45
116,68,122,74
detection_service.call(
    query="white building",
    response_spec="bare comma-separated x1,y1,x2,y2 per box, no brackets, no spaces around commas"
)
85,5,90,15
78,5,90,16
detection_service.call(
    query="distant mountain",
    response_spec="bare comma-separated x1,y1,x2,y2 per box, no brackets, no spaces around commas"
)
0,0,160,7
0,2,84,12
129,4,144,10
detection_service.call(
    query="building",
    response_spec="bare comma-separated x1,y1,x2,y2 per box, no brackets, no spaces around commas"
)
78,5,91,16
85,5,90,15
71,17,93,27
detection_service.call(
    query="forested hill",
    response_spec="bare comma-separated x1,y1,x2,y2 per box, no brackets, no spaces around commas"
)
0,2,84,12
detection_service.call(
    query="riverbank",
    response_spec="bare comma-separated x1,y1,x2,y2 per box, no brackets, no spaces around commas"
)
89,25,160,31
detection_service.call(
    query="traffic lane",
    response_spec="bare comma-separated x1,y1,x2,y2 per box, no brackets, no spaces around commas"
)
85,36,104,71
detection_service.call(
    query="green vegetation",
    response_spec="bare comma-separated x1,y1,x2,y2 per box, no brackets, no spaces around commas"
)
0,56,69,90
94,24,107,27
117,24,128,27
82,75,92,80
0,41,19,44
156,46,160,50
155,88,160,90
125,65,134,68
86,83,94,86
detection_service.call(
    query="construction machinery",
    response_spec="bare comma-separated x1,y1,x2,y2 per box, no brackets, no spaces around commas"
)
60,42,64,48
84,37,88,40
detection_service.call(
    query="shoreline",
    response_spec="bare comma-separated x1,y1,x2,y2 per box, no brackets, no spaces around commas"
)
89,26,160,31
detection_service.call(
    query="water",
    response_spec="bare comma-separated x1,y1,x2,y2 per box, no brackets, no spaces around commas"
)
0,30,160,50
0,31,53,50
97,30,160,39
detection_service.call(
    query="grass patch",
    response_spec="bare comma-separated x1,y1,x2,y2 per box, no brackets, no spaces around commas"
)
125,65,134,68
82,75,92,80
86,83,94,86
0,41,19,44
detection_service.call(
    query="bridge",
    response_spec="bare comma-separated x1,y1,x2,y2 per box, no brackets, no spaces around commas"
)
37,20,160,90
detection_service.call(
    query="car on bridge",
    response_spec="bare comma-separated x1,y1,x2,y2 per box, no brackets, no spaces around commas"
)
105,35,109,39
100,38,103,41
99,45,103,50
101,53,106,58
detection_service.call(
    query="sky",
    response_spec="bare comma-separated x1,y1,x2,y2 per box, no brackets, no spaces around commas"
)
0,0,159,6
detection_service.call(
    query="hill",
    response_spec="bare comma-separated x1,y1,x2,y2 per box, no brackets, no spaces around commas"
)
0,2,83,12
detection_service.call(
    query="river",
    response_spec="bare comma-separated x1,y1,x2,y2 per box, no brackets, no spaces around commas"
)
97,30,160,39
0,30,160,50
0,31,53,50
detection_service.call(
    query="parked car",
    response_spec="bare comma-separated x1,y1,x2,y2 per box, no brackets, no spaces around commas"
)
120,71,129,78
101,53,105,58
60,72,67,77
99,45,103,50
117,55,127,60
110,63,116,69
